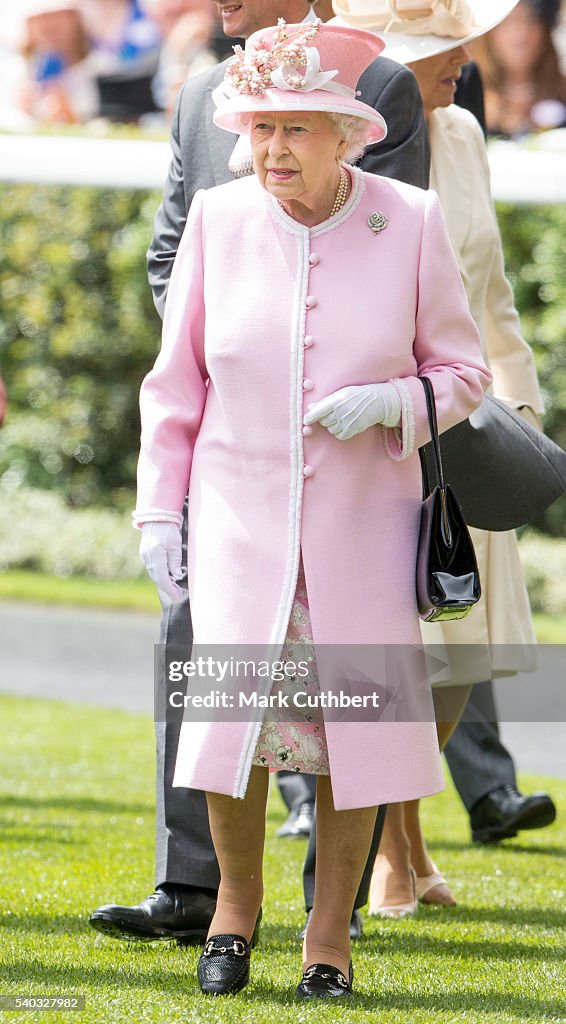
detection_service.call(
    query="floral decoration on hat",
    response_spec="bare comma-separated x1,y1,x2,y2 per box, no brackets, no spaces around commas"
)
212,19,388,143
225,18,350,97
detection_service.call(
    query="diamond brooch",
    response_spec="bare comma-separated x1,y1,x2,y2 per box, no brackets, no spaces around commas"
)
368,211,389,234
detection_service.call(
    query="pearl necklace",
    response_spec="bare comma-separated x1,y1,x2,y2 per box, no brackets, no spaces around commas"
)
329,165,349,217
278,165,350,222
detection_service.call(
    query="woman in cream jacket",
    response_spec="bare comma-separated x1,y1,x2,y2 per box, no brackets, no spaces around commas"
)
333,0,544,915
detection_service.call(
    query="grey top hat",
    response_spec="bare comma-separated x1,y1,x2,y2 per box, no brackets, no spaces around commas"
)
420,394,566,531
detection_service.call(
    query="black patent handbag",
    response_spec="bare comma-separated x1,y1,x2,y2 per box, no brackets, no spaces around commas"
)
416,376,481,622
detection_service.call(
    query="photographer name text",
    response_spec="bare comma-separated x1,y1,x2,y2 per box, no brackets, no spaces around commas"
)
168,690,380,710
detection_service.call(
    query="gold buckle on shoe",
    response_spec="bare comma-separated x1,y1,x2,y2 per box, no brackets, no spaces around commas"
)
303,965,348,986
203,939,246,957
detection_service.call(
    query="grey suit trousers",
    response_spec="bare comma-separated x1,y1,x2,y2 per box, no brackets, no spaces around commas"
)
276,771,317,814
444,680,517,813
155,499,219,889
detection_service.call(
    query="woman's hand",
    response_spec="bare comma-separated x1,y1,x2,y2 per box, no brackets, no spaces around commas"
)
303,383,401,440
139,522,184,603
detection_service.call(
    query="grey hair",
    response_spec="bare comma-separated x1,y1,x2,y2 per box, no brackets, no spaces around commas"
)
325,112,375,163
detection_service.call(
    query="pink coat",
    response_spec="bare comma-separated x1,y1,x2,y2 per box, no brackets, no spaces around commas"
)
135,167,491,810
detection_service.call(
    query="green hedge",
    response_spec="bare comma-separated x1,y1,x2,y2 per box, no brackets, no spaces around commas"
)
497,203,566,536
0,487,143,579
0,185,565,532
0,185,161,510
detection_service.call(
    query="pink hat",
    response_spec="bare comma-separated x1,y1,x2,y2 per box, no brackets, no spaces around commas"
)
212,19,387,144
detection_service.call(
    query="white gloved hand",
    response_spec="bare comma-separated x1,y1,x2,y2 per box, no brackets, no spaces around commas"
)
303,383,401,441
139,521,184,603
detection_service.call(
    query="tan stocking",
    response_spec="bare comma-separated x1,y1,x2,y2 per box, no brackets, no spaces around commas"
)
406,684,474,887
369,801,415,912
205,765,268,942
303,775,378,977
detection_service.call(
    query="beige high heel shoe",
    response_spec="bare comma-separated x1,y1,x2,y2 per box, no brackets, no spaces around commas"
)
368,861,418,919
414,863,456,907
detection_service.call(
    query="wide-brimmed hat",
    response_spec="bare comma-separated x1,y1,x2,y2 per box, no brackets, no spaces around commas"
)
331,0,520,63
212,19,387,142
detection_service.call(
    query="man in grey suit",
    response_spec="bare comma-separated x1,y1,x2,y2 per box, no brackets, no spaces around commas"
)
89,0,430,945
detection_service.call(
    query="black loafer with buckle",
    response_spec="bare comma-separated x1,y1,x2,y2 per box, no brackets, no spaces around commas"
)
197,934,252,996
296,962,354,999
197,911,262,996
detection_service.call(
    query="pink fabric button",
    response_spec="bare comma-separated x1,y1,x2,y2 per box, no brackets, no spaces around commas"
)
303,379,314,391
304,335,314,348
303,465,314,478
302,425,313,436
309,254,319,267
306,295,317,308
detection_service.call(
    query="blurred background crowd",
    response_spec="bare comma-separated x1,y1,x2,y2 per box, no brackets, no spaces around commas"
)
0,0,234,127
0,0,565,134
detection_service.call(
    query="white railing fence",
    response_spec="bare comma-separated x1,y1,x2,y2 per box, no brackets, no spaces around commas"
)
1,131,566,202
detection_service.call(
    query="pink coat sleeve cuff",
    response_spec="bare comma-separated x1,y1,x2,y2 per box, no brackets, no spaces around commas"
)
381,378,416,461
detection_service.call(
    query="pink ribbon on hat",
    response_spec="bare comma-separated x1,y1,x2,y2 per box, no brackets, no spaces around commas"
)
336,0,477,38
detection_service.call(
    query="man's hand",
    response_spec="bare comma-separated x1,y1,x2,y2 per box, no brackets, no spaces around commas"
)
303,383,401,441
139,521,184,603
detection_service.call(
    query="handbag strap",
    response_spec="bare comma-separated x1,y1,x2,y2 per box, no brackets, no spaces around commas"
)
418,375,446,496
418,376,453,547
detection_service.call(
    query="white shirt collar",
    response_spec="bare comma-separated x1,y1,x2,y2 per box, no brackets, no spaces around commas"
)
303,6,318,22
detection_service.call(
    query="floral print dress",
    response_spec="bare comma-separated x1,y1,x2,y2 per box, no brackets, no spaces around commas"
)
252,556,330,775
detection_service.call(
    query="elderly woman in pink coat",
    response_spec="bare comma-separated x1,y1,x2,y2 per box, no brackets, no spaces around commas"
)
134,18,490,999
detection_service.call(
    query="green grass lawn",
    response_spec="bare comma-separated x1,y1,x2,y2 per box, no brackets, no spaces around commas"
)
0,696,564,1023
0,571,160,613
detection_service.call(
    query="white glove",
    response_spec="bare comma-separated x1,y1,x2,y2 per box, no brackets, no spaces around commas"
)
139,521,184,603
303,383,401,441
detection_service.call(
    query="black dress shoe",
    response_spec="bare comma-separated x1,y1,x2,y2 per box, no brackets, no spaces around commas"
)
89,886,216,944
276,801,315,838
297,962,353,999
471,785,557,844
299,909,363,942
197,933,253,996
